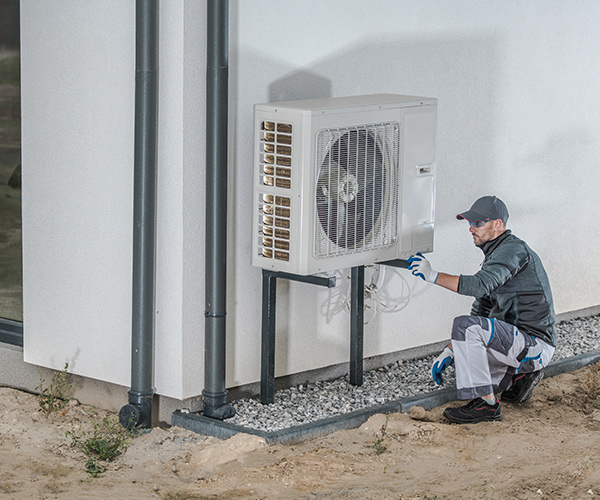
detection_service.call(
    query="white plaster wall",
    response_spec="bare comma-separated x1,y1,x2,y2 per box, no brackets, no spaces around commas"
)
154,1,185,397
20,1,600,400
20,0,205,398
180,1,208,397
20,0,136,385
226,0,600,386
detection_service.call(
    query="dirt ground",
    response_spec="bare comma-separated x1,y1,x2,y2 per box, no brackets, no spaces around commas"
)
2,364,600,500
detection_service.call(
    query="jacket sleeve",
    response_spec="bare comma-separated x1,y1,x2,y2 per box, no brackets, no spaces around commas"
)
458,240,529,299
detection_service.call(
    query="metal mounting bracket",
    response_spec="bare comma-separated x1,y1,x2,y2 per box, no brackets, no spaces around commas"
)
260,260,409,405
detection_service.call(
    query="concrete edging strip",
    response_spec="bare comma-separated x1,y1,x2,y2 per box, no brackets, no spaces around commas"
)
171,350,600,445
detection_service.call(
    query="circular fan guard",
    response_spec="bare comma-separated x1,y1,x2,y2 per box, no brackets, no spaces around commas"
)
316,129,385,249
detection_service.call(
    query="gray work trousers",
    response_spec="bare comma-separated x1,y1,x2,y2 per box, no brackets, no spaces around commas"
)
451,315,555,400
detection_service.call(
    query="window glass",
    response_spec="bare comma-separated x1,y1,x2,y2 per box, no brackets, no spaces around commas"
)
0,0,22,321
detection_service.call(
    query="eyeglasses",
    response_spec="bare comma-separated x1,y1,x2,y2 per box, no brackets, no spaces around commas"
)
468,219,491,228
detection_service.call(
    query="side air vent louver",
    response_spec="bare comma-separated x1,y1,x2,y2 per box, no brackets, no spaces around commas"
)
259,121,293,190
258,120,294,263
258,193,292,262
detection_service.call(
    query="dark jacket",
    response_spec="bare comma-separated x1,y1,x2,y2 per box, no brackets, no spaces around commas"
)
457,230,556,346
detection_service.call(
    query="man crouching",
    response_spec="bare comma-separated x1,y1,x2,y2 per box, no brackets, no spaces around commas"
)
408,195,556,424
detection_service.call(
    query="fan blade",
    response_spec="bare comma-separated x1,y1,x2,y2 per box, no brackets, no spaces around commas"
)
336,202,346,246
317,159,340,199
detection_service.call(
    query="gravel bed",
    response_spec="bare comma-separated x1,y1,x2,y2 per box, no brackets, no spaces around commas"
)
228,315,600,432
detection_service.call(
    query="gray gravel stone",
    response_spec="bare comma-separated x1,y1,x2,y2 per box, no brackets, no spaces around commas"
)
228,315,600,432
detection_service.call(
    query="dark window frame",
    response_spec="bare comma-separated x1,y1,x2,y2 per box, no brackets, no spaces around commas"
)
0,318,23,347
0,0,22,347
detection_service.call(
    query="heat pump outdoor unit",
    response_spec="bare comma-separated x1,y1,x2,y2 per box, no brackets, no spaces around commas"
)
252,94,437,276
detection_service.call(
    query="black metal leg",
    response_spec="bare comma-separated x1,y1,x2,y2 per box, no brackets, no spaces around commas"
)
350,266,364,386
261,271,277,404
259,270,337,404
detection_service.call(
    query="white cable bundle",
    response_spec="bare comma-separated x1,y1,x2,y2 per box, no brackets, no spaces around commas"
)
321,265,412,324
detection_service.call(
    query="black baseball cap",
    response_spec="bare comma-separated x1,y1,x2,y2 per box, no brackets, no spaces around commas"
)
456,196,509,223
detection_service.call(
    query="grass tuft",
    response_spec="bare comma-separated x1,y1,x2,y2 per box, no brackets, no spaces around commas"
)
66,415,134,477
36,363,73,417
371,414,389,455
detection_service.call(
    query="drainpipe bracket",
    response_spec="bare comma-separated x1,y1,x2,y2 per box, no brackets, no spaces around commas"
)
204,311,226,318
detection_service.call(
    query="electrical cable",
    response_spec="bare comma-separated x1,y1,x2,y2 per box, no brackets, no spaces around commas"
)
320,269,348,321
334,264,412,324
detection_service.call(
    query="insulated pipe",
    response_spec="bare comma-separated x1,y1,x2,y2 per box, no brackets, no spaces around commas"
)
202,0,235,420
119,0,158,430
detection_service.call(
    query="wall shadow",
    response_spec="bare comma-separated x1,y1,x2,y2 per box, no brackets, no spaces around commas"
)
227,31,499,387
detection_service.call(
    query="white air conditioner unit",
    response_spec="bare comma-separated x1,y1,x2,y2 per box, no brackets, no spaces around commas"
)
252,94,437,276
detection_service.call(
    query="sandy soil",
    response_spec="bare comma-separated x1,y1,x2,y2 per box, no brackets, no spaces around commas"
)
2,364,600,500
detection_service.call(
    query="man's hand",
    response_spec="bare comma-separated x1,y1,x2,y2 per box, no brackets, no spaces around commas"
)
407,252,439,283
432,346,454,385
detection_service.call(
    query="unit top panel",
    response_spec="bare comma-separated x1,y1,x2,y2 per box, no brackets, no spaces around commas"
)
255,94,437,115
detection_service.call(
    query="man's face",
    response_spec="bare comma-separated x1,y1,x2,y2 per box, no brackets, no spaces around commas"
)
469,219,504,247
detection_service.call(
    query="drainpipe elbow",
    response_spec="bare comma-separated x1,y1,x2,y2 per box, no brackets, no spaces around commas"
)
202,390,236,420
119,390,153,430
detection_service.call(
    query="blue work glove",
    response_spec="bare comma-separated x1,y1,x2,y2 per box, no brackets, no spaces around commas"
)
432,346,454,385
407,252,439,283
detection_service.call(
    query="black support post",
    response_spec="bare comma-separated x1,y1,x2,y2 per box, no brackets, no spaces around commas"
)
260,270,336,404
350,266,365,386
261,271,277,403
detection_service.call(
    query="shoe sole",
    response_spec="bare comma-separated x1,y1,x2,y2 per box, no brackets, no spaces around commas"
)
503,370,544,404
443,408,502,424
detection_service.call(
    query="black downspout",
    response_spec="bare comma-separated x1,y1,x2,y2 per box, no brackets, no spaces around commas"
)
202,0,235,420
119,0,159,430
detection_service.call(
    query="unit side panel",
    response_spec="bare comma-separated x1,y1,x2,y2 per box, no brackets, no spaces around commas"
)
295,116,316,275
397,106,437,258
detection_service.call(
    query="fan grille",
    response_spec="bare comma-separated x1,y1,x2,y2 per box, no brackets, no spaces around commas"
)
314,122,399,259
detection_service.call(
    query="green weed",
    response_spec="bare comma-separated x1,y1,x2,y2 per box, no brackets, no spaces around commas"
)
371,414,389,455
586,456,600,469
67,415,133,461
83,457,106,478
36,363,73,417
66,415,134,477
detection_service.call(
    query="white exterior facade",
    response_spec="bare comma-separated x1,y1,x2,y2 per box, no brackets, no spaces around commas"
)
18,1,600,403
